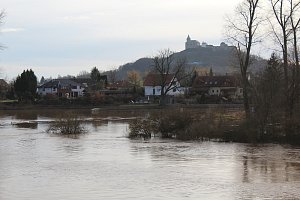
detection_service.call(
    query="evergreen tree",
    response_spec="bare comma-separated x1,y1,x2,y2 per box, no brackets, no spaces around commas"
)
40,76,45,84
91,67,101,82
14,69,37,101
91,67,106,90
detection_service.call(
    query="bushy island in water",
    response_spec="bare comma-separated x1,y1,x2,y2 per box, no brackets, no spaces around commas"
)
47,113,86,135
128,108,300,144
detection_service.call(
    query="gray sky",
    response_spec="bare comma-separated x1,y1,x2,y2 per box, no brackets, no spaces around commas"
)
0,0,241,80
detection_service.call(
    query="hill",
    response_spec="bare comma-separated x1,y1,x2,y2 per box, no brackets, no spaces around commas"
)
106,46,265,80
115,57,153,79
174,46,238,74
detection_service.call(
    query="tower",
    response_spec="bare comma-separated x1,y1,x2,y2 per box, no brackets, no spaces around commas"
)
187,35,191,41
185,35,200,50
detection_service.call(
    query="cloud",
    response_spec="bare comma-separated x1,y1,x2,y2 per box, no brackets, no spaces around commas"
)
0,28,24,33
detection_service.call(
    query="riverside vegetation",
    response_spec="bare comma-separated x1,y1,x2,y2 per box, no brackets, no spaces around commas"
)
128,107,300,144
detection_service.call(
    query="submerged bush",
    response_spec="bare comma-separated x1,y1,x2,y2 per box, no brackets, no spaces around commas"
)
128,107,299,144
128,118,153,139
128,109,224,140
128,108,266,142
157,111,193,139
47,113,86,135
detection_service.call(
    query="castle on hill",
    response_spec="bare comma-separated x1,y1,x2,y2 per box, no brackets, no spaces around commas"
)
185,35,231,50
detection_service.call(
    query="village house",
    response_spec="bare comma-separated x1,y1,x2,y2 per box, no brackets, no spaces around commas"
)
37,79,85,98
107,80,130,90
97,80,131,96
191,75,243,100
144,73,186,97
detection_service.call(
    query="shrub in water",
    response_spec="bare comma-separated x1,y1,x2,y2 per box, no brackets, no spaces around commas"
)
47,113,86,135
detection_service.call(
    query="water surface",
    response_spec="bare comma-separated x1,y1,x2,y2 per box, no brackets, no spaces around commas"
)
0,110,300,200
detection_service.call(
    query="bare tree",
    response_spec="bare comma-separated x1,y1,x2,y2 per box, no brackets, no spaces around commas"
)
152,49,188,105
269,0,300,118
288,0,300,114
77,70,90,78
225,0,261,119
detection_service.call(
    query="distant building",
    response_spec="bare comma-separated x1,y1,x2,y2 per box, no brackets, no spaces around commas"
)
185,35,201,49
96,80,132,96
73,76,107,91
108,80,130,90
191,75,243,100
185,35,233,50
144,73,185,96
37,79,85,98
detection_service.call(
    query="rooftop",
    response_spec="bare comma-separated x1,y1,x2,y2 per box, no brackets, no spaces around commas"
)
143,74,175,86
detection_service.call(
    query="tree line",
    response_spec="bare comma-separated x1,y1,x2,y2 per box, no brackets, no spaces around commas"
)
226,0,300,140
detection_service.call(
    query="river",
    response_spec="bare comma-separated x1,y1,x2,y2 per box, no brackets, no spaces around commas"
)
0,110,300,200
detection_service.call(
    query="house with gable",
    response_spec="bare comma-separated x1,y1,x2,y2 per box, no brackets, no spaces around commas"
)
191,75,243,100
144,73,185,97
37,79,85,98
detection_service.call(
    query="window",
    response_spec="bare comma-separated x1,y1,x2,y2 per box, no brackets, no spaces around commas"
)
153,88,155,95
215,81,218,84
210,82,212,85
212,90,214,93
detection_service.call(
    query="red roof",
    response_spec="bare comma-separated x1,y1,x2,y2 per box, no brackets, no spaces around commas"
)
192,76,239,88
108,80,130,89
143,74,175,86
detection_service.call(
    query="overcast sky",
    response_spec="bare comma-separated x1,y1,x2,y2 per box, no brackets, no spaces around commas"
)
0,0,241,80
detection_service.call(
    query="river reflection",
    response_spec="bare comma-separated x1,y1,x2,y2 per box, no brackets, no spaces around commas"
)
240,145,300,183
0,110,299,200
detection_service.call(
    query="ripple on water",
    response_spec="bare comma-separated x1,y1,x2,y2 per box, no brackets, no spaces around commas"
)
0,118,300,200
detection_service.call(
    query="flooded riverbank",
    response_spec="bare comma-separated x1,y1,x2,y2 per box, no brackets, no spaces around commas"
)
0,110,300,199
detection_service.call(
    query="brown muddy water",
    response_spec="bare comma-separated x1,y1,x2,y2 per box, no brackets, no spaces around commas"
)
0,109,300,200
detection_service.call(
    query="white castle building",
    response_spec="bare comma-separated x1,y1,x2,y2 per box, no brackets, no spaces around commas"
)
185,35,230,50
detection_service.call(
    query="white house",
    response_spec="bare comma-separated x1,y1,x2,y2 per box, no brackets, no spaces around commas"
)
37,79,85,98
144,74,185,96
